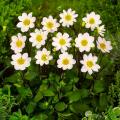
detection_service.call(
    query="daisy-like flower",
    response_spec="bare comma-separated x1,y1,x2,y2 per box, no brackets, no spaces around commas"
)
29,29,48,49
17,12,36,32
57,52,76,70
97,25,105,37
52,32,71,52
80,53,100,75
75,33,94,52
11,53,31,70
82,12,102,31
10,33,26,53
35,48,53,66
59,8,78,27
97,37,112,53
41,16,60,33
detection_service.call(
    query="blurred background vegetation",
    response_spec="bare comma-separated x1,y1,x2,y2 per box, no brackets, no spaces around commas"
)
0,0,120,119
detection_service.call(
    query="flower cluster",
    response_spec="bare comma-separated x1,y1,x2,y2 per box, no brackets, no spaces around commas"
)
10,9,112,75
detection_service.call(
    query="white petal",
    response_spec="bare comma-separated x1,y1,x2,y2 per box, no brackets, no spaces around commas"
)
17,22,22,28
81,66,87,72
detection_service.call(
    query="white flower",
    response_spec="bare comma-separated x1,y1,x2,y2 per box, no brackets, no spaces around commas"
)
75,33,94,52
41,16,60,33
29,29,48,49
11,53,31,70
82,12,102,31
17,12,36,32
59,8,78,27
35,48,53,66
97,37,112,53
80,53,100,75
52,32,71,52
97,25,105,37
57,52,76,70
10,33,26,53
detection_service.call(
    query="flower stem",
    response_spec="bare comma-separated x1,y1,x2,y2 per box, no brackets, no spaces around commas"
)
39,65,41,80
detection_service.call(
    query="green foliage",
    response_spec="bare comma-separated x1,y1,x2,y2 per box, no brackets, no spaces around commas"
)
94,80,105,93
0,86,16,119
10,110,29,120
105,107,120,120
82,110,101,120
0,0,120,119
0,0,32,64
108,70,120,106
82,107,120,120
55,102,66,112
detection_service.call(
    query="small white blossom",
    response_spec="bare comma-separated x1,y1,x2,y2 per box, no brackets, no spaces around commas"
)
10,33,26,53
35,48,53,66
29,29,48,49
80,53,100,75
11,53,31,70
17,12,36,32
82,12,102,31
97,37,112,53
41,16,60,33
57,52,76,70
52,32,71,52
75,32,94,52
59,8,78,27
97,25,105,37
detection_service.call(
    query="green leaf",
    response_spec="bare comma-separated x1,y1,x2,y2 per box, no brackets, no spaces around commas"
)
107,107,117,120
99,93,108,108
43,89,55,96
5,72,21,83
34,92,43,103
34,90,43,103
70,102,89,113
55,102,66,112
58,112,72,118
17,86,32,98
39,84,48,92
25,71,38,81
26,102,36,114
39,114,48,120
79,89,89,98
113,107,120,117
31,113,48,120
85,111,92,117
86,74,93,80
34,84,48,102
66,91,81,103
0,66,9,77
94,80,105,93
82,117,87,120
39,102,49,110
10,110,29,120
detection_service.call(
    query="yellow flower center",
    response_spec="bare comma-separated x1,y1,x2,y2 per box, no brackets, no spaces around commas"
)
23,19,30,26
46,21,54,29
100,43,106,49
89,18,95,24
86,60,94,68
36,34,43,42
81,39,88,46
16,40,23,48
62,58,69,65
65,14,72,21
59,38,66,46
17,58,25,65
41,54,48,61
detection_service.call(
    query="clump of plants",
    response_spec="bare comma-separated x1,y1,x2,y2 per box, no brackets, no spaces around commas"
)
8,7,114,119
10,9,112,74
